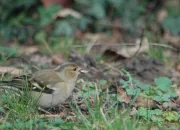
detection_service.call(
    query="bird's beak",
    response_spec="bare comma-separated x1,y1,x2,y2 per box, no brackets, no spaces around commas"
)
79,69,88,73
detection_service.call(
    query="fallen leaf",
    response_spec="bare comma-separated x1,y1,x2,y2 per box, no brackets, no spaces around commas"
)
156,9,168,23
51,54,64,65
150,126,159,130
174,88,180,104
53,8,82,19
134,97,156,108
97,38,149,61
0,66,23,76
30,54,51,65
18,46,39,55
130,107,138,116
163,31,180,49
175,88,180,97
175,61,180,72
117,88,131,104
162,102,178,110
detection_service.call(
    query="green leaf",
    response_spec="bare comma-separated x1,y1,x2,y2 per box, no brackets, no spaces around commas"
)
0,122,13,129
52,117,64,125
154,95,171,102
163,17,180,35
38,5,61,26
162,111,180,122
86,3,105,19
78,17,91,31
34,31,47,43
162,8,180,35
154,77,171,92
88,82,94,88
98,79,107,85
137,107,162,121
0,107,5,113
134,80,150,90
53,21,74,36
120,79,129,88
0,46,17,63
167,89,178,98
83,90,97,97
126,88,140,96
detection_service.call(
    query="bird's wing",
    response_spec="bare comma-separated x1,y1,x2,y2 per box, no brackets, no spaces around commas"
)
30,70,65,93
32,70,64,86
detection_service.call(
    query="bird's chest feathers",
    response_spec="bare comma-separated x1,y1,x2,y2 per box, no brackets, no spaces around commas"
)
53,80,75,96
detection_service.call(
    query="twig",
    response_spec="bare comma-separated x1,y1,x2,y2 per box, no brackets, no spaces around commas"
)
130,29,144,58
38,107,52,114
73,42,178,52
73,43,139,48
7,56,40,71
41,40,53,55
94,83,100,103
105,63,123,75
150,43,178,51
100,107,109,125
85,37,98,54
94,83,109,125
35,114,62,118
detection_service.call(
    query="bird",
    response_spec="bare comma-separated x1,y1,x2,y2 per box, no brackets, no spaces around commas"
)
0,62,88,108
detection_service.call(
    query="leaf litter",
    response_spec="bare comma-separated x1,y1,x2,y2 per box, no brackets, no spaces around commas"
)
0,44,180,128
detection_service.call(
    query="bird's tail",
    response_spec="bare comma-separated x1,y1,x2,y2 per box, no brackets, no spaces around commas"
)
0,81,28,92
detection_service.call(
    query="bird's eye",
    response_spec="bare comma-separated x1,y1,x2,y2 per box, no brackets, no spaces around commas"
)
73,68,77,71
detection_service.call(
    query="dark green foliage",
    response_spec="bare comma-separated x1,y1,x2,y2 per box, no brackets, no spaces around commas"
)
162,8,180,35
0,0,179,44
0,0,40,43
0,46,17,63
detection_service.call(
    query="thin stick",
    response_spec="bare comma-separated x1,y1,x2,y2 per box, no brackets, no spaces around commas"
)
35,114,62,118
38,107,51,114
150,43,178,51
130,29,144,58
74,42,178,52
85,37,98,54
100,107,109,125
94,83,100,103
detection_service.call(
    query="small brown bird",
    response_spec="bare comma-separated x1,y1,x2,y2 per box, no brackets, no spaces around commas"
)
0,62,87,108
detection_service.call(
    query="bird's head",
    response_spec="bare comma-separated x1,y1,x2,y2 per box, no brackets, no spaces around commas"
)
55,62,88,80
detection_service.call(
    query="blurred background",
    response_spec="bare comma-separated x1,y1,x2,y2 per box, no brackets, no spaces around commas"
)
0,0,179,72
0,0,179,45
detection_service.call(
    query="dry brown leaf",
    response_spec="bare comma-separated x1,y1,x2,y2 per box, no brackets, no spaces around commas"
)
51,54,64,65
53,8,82,19
162,102,178,110
130,107,138,116
134,97,156,108
0,66,23,76
41,0,73,7
18,46,39,55
84,32,110,42
30,54,51,65
117,88,131,104
101,38,149,61
175,61,180,72
156,9,167,23
175,88,180,97
163,31,180,49
174,88,180,104
150,126,159,130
